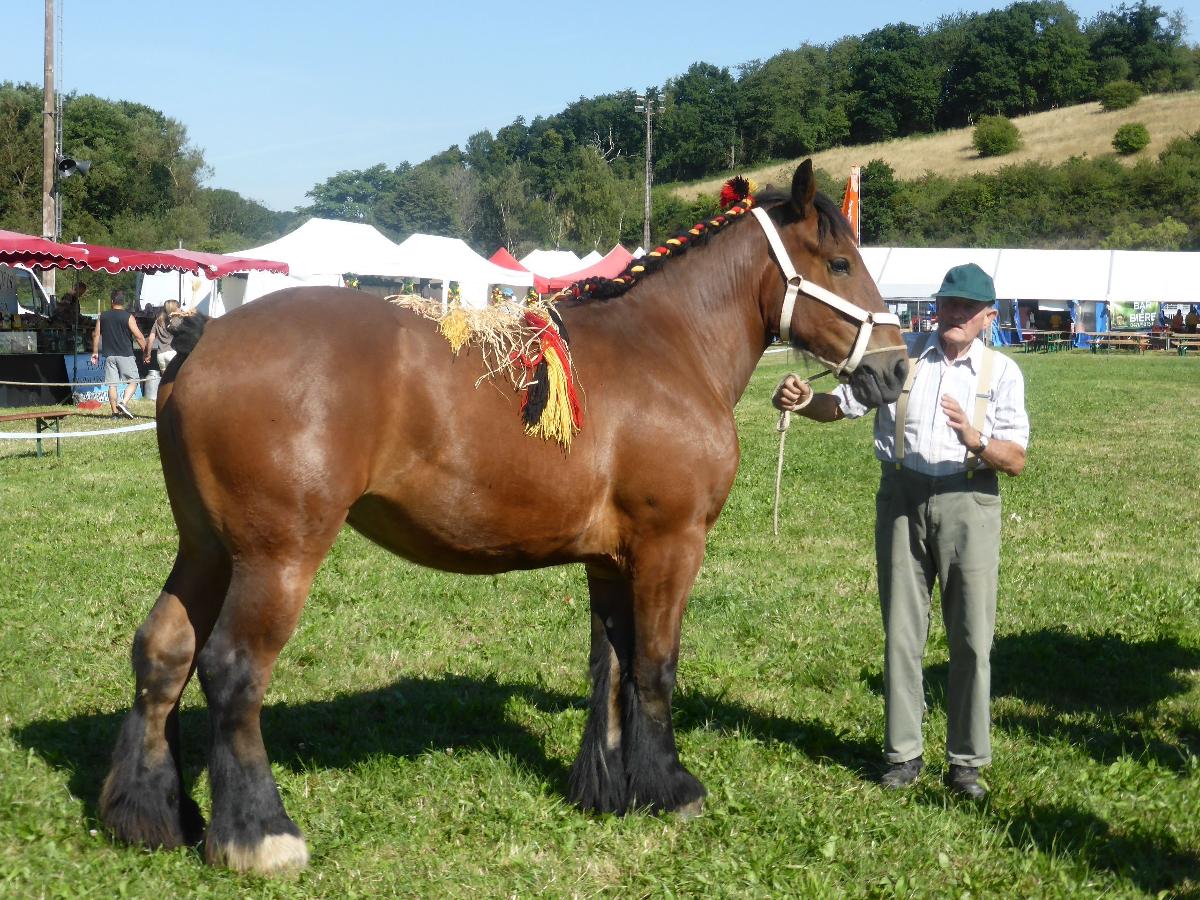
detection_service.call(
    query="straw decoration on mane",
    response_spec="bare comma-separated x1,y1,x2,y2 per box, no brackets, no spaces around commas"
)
388,295,582,449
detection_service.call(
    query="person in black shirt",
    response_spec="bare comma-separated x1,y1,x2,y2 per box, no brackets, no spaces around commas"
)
91,290,147,419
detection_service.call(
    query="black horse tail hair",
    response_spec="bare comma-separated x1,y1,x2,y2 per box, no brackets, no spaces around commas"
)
170,313,208,357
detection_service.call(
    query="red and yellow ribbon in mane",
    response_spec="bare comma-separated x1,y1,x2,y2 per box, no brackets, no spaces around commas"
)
514,310,581,449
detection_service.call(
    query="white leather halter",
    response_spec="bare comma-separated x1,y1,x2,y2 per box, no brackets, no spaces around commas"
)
752,206,901,378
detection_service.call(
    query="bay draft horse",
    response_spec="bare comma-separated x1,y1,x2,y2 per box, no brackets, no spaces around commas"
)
99,160,907,873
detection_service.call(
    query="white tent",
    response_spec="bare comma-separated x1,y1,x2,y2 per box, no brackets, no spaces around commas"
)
238,218,410,279
211,218,416,308
868,248,1002,299
224,270,343,314
1108,250,1200,303
139,270,224,315
391,234,534,308
992,248,1113,302
578,250,603,266
865,246,1200,305
520,249,582,278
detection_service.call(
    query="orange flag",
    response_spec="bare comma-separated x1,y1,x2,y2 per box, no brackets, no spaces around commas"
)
841,166,861,246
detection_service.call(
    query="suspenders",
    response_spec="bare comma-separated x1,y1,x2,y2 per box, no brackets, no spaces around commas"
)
966,348,996,473
893,340,995,474
893,354,921,471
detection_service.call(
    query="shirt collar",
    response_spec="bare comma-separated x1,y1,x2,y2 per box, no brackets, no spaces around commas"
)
924,328,983,372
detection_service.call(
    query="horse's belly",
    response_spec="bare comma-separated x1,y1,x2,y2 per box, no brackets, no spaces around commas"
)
345,486,610,575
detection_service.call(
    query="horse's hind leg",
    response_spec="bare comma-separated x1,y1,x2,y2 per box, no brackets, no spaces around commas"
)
100,544,229,848
568,568,634,813
198,548,329,874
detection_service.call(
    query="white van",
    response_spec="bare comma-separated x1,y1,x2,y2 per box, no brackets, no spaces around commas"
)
0,263,54,317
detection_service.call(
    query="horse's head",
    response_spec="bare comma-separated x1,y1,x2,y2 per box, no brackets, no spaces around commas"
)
754,160,907,408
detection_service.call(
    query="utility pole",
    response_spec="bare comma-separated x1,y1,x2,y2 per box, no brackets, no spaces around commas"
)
634,91,664,251
41,0,56,297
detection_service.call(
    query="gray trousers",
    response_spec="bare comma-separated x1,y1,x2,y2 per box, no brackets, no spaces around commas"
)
875,463,1000,768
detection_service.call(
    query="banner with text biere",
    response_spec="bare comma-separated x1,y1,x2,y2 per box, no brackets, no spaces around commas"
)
1108,301,1159,331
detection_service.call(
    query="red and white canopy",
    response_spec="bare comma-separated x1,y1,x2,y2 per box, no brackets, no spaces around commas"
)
0,229,92,269
0,229,201,274
158,248,289,278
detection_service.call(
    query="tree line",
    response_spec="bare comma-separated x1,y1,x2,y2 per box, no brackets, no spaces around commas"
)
0,1,1197,261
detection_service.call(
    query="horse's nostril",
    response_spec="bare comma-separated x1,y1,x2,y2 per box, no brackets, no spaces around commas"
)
893,356,909,385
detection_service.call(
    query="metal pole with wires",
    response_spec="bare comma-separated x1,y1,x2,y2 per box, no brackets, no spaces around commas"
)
634,91,665,251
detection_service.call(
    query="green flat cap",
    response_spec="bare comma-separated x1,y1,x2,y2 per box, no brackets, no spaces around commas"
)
933,263,996,304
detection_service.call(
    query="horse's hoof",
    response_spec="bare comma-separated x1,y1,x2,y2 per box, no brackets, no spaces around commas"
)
673,797,705,820
206,832,309,874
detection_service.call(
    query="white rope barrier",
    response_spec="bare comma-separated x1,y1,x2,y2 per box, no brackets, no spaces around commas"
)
0,376,155,387
0,422,157,439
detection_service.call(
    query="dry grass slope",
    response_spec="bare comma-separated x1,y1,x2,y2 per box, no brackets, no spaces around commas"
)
675,90,1200,199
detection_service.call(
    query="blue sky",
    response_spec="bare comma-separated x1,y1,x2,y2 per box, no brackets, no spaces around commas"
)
8,1,1193,211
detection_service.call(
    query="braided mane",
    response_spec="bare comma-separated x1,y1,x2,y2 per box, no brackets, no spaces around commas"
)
555,189,853,303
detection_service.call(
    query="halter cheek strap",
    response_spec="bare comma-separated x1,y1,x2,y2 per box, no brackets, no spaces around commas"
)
751,206,900,377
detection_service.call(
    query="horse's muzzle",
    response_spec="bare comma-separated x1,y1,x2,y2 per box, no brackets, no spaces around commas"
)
848,350,908,408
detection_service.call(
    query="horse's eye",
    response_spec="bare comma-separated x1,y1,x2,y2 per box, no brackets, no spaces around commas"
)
830,257,851,275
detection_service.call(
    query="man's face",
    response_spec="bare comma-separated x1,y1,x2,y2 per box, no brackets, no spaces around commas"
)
936,296,995,344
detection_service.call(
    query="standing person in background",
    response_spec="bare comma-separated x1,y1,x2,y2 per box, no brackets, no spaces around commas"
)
145,300,180,372
773,263,1030,801
91,290,146,420
52,281,87,328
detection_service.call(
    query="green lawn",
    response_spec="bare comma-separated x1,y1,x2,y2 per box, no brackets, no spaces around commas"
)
1,350,1198,897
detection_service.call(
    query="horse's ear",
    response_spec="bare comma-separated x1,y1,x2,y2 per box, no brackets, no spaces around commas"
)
791,159,816,219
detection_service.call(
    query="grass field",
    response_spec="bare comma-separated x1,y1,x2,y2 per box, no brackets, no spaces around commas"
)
2,350,1199,897
675,90,1200,201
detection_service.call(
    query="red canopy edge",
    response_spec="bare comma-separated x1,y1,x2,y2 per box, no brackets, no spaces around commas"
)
0,229,91,268
0,229,201,274
160,248,289,278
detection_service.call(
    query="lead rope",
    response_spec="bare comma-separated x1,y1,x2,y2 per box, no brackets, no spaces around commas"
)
773,370,832,536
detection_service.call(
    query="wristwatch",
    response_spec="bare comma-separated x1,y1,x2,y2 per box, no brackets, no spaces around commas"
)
972,433,990,455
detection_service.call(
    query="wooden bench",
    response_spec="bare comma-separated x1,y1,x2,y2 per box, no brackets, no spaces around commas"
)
0,410,72,458
1043,336,1071,352
1092,334,1149,354
1172,334,1200,356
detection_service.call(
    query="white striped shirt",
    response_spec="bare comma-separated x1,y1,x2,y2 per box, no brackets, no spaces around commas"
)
832,331,1030,477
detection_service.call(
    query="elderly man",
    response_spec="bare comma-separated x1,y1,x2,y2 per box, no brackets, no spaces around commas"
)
774,263,1030,800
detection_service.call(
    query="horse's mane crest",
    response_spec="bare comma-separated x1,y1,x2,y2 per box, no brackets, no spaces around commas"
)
555,189,851,303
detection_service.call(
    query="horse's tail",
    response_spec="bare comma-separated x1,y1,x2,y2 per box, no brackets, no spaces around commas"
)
170,313,208,358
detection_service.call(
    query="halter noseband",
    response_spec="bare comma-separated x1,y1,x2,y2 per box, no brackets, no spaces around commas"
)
751,206,900,378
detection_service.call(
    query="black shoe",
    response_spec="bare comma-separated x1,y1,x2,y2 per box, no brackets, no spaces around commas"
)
944,764,988,800
116,401,134,419
880,755,924,789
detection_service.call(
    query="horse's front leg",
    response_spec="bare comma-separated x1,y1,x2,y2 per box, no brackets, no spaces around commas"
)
568,567,634,813
622,532,707,815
